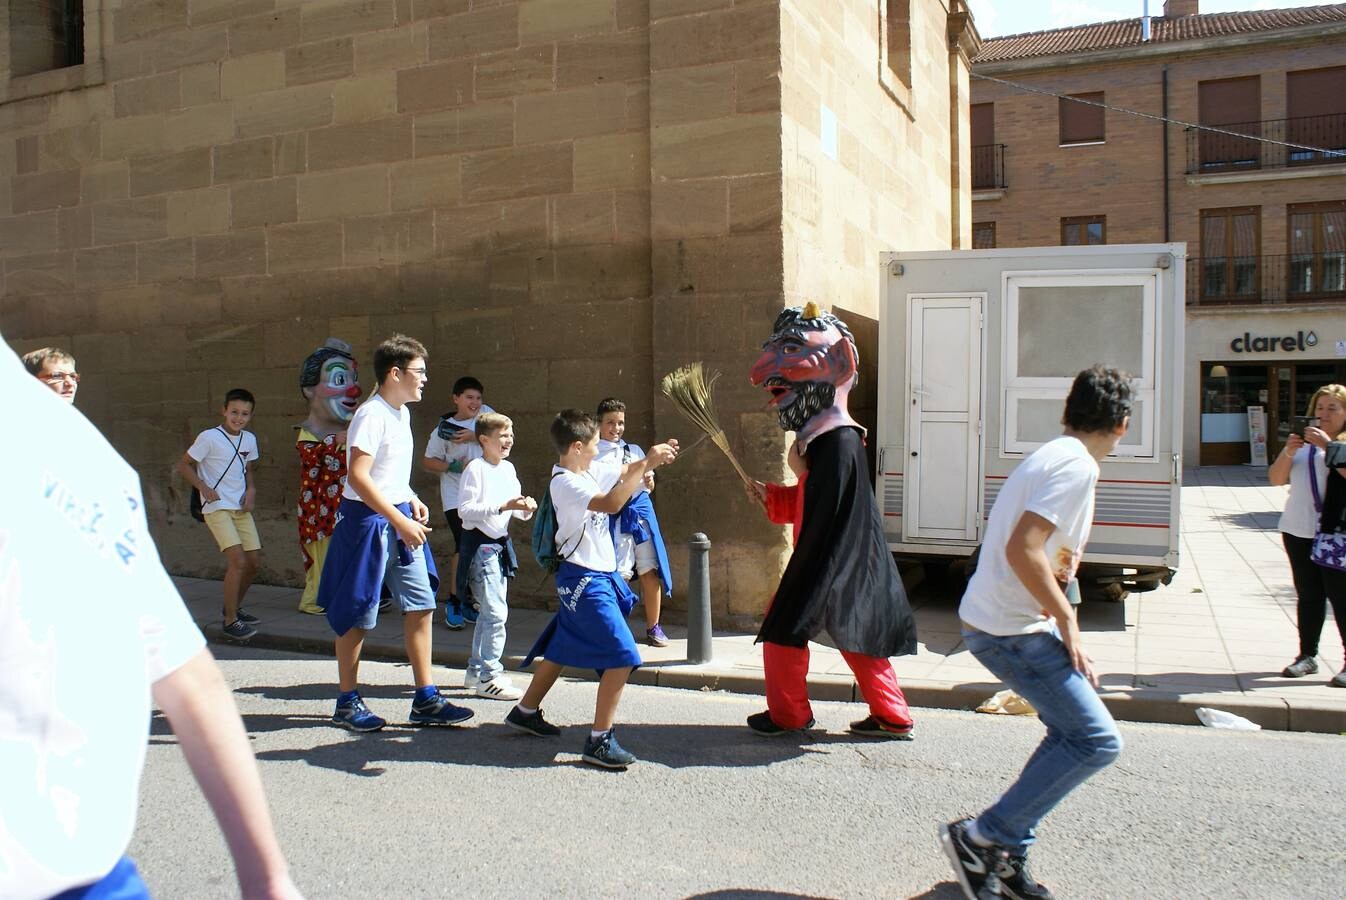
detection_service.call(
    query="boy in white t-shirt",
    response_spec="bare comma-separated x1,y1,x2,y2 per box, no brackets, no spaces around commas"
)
176,388,262,641
317,334,474,733
940,366,1132,900
504,409,677,769
457,413,536,700
421,375,494,630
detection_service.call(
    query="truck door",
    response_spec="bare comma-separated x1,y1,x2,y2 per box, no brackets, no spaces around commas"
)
905,296,983,542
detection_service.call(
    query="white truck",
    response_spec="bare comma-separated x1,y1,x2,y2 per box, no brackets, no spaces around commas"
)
875,244,1186,597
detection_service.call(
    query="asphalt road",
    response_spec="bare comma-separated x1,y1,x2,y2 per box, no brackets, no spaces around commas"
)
130,646,1346,899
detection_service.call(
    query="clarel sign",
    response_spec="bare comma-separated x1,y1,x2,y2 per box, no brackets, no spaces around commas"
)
1230,330,1320,353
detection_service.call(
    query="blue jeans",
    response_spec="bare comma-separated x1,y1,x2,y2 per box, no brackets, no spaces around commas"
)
963,626,1123,855
467,544,509,682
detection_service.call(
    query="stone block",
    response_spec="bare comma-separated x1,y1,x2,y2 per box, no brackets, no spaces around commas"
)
46,87,115,132
16,137,39,175
651,230,781,296
390,157,460,210
228,8,302,55
556,29,648,90
729,172,779,233
76,245,139,289
333,73,398,123
623,80,648,131
130,148,213,197
651,63,734,125
12,169,80,213
93,285,164,331
461,143,573,203
4,252,74,295
190,0,275,27
196,229,268,277
297,166,390,220
101,114,169,160
267,221,345,273
427,5,518,60
286,38,356,86
550,191,614,246
160,279,224,326
411,0,469,18
180,63,222,106
234,85,334,139
396,60,473,114
232,177,298,228
650,3,777,70
343,211,435,266
155,25,229,71
114,72,182,118
104,40,156,82
40,124,100,171
542,243,651,303
307,118,413,171
519,0,614,45
163,103,237,151
300,0,398,43
187,322,267,369
474,46,554,100
355,25,428,74
274,133,307,175
137,237,196,283
57,207,93,251
114,0,189,42
167,187,231,237
413,100,513,157
613,189,650,243
651,178,729,239
573,132,648,192
651,0,729,16
213,137,274,184
651,113,779,179
516,298,638,359
515,83,628,144
221,52,286,99
734,57,779,113
434,197,547,257
92,197,170,244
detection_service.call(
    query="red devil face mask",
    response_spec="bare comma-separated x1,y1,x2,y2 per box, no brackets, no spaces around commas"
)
750,304,862,447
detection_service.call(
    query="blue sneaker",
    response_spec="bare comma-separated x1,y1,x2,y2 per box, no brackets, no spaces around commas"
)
410,692,475,726
443,602,465,630
581,729,637,769
462,602,479,624
332,695,386,733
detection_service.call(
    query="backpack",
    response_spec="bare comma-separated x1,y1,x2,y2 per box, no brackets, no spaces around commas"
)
531,473,571,572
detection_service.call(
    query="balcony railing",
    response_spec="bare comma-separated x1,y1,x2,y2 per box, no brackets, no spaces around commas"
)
1186,253,1346,306
1185,113,1346,174
972,143,1006,190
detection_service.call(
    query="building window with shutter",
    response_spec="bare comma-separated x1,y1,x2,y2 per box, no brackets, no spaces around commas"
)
1200,207,1260,302
1061,216,1105,246
9,0,85,77
884,0,912,91
1286,66,1346,167
972,222,996,249
1197,76,1261,170
1059,93,1105,145
1288,201,1345,298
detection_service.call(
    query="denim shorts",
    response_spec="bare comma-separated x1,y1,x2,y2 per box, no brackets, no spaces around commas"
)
352,524,437,630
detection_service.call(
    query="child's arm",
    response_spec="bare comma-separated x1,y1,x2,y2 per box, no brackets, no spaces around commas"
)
422,429,450,474
152,649,301,899
348,449,432,547
242,452,256,513
455,460,491,521
589,441,678,513
176,452,218,503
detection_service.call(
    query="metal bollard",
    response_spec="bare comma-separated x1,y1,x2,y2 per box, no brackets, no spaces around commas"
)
686,532,713,664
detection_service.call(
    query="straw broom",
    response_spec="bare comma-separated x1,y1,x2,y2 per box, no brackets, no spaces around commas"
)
660,362,755,488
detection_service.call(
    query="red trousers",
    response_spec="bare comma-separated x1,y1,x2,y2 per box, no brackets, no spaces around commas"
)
763,641,913,729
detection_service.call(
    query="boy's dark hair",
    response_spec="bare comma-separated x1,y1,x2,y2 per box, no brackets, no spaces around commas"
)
550,408,597,454
1061,366,1133,434
596,397,625,417
453,376,483,396
224,388,255,408
373,334,428,384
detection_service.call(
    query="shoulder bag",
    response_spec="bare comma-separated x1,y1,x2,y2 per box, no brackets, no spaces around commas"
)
1307,445,1346,572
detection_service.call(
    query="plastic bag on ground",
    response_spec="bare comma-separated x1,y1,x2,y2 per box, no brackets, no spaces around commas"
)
1195,707,1261,731
977,689,1037,716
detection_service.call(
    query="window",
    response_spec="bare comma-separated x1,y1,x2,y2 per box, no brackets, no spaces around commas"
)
1061,216,1105,246
1286,66,1346,166
1059,93,1104,145
972,222,996,249
1197,76,1261,170
9,0,84,77
1288,201,1345,297
1199,207,1260,301
883,0,912,91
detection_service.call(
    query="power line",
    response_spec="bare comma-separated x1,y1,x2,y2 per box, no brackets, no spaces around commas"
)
971,72,1346,158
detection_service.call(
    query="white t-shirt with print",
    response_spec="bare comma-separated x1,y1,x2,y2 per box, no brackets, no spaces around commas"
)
550,462,622,572
187,427,259,515
424,404,495,512
343,394,415,505
1278,445,1329,539
0,341,206,899
960,436,1100,636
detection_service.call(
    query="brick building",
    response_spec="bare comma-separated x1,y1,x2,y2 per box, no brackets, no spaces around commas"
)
0,0,979,623
971,0,1346,465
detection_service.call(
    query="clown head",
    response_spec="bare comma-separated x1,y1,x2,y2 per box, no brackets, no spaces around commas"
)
750,302,861,447
300,338,361,436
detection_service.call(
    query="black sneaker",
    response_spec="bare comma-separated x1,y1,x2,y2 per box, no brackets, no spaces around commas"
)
848,714,914,740
332,694,387,732
227,607,261,625
939,818,1008,899
581,729,637,769
221,619,257,641
746,710,816,736
1282,655,1318,678
506,705,561,737
1000,855,1054,900
409,692,474,726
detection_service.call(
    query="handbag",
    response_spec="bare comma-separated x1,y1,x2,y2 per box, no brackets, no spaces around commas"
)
190,428,245,522
1306,445,1346,572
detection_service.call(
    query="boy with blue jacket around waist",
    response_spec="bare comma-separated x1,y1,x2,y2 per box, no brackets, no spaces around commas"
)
318,334,474,733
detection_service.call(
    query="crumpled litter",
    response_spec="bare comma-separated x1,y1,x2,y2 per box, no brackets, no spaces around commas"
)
1195,707,1261,731
977,689,1037,716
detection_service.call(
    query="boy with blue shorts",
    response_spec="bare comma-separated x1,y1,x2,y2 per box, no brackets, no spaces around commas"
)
318,334,474,732
504,409,677,768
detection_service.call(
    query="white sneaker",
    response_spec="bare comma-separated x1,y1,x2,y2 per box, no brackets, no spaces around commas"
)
463,671,481,690
475,677,523,701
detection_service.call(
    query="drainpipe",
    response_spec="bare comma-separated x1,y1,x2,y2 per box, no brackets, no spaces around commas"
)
1142,0,1152,41
1162,66,1171,242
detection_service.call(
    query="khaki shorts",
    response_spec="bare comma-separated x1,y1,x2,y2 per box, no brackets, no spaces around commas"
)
204,509,262,553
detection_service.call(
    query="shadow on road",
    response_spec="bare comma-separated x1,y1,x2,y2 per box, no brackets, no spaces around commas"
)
906,884,965,899
685,891,838,899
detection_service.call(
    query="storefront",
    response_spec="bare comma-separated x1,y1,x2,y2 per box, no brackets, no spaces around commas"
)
1186,309,1346,465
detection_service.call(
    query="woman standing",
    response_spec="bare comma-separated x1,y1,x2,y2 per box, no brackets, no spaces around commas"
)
1269,384,1346,686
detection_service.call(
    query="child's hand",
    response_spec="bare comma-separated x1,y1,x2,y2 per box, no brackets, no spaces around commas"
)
447,458,466,474
645,440,679,468
410,497,431,524
200,485,221,503
450,428,475,444
507,495,537,513
396,514,432,549
243,488,256,512
745,480,767,507
643,470,656,492
334,430,348,446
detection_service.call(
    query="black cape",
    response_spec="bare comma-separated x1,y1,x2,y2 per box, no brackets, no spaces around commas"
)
756,426,918,658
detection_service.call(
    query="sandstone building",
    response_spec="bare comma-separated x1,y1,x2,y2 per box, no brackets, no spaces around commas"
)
0,0,979,622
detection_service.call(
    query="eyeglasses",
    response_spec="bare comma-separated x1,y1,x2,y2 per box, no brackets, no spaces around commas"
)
400,366,427,378
43,372,80,385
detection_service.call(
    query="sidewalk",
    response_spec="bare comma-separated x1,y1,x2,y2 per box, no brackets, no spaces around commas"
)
176,466,1346,735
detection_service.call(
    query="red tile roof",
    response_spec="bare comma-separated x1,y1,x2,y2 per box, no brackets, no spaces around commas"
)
974,4,1346,64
